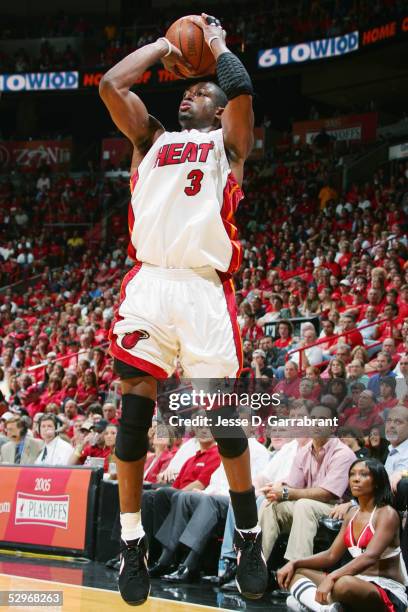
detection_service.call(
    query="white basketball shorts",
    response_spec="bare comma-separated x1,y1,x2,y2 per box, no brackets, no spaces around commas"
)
109,262,242,379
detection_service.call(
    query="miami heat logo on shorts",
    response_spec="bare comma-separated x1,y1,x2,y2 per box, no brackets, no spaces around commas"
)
121,330,150,350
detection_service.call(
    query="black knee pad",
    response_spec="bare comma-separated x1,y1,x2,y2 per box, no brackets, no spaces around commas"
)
210,405,249,459
115,394,155,461
215,435,248,459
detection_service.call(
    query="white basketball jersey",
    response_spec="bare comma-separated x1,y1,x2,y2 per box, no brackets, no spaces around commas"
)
128,128,243,273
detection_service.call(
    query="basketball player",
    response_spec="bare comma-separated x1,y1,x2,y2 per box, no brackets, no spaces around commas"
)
99,14,267,606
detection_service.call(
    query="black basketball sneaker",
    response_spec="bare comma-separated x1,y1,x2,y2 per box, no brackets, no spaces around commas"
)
118,536,150,605
234,528,268,599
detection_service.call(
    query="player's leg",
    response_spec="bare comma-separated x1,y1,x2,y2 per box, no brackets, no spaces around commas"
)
114,359,157,606
116,373,156,519
109,263,178,605
177,271,268,599
211,420,268,600
109,265,179,602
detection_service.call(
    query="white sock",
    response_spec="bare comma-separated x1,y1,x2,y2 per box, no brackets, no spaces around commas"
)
237,525,261,535
291,577,326,612
120,512,145,542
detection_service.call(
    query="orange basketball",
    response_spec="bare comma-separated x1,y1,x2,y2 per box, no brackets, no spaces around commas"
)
165,15,216,78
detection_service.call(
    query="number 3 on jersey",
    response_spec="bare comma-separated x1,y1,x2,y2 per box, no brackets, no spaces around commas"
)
184,169,204,196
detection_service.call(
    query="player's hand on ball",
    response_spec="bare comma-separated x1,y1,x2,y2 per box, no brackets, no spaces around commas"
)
190,13,226,49
156,38,192,78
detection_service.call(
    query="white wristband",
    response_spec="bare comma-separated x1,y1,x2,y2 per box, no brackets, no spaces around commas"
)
158,37,172,57
208,35,220,50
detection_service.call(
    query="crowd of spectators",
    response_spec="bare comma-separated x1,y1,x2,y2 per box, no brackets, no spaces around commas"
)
0,168,128,285
1,0,405,73
0,150,407,448
0,132,407,604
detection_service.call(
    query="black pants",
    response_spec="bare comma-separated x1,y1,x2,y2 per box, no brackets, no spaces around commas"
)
141,487,180,563
155,492,229,558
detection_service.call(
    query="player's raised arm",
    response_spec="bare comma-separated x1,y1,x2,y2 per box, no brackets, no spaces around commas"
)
99,40,190,150
192,15,254,174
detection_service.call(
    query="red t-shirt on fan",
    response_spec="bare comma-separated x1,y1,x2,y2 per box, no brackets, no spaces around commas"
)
173,445,220,489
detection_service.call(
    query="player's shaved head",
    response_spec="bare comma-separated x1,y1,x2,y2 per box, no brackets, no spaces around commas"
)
183,82,227,108
206,82,228,108
178,81,227,130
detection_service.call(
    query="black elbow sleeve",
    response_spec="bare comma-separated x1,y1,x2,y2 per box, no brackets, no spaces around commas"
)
216,52,254,100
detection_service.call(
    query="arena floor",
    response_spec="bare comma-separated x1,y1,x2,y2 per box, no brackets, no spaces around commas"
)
0,553,288,611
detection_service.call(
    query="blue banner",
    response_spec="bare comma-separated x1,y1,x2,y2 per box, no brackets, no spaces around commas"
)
0,71,79,92
258,31,359,68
